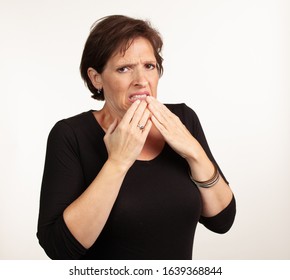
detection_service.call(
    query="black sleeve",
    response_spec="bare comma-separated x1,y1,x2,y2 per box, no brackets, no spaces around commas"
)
37,121,87,259
199,195,236,233
175,104,236,233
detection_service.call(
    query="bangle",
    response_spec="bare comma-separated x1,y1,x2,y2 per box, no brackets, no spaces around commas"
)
188,164,220,188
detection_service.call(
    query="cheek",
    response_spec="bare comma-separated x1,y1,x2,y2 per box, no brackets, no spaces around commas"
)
151,78,159,95
111,77,130,92
105,82,130,104
104,81,122,96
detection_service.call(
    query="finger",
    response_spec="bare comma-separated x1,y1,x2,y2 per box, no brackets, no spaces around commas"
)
129,100,148,127
147,96,171,115
140,119,152,137
121,100,141,124
146,97,170,126
106,119,118,135
137,108,151,129
151,115,167,135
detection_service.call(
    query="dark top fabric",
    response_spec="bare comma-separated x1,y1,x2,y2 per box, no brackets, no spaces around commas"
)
37,103,236,260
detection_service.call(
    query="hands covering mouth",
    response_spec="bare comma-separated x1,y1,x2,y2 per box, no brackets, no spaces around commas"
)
105,95,200,170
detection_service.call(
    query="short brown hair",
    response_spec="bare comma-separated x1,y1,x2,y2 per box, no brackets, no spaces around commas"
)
80,15,164,100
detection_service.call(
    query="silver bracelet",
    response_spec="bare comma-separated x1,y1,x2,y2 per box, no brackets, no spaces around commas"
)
188,164,220,188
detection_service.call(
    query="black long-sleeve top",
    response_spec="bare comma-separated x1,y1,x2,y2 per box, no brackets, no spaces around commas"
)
37,103,236,260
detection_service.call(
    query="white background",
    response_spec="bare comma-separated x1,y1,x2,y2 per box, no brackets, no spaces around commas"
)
0,0,289,259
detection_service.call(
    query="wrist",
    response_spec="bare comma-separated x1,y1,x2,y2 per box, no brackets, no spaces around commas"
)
186,152,215,182
183,137,206,163
106,158,131,174
189,163,220,188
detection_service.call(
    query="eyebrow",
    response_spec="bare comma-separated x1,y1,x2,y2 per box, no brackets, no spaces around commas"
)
115,60,157,68
115,63,136,68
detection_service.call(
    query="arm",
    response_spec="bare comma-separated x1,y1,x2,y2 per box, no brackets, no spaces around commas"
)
37,120,88,259
37,100,152,258
146,97,234,218
62,159,128,249
63,100,152,249
184,139,233,217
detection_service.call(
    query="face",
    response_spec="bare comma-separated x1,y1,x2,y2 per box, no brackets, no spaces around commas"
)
97,37,159,117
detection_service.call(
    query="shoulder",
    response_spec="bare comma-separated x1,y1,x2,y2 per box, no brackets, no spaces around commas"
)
48,111,93,143
56,111,93,130
165,103,200,123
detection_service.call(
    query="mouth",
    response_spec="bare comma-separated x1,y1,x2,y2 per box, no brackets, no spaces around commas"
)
129,92,150,102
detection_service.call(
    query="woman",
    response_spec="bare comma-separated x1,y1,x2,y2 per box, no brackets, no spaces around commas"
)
37,15,236,260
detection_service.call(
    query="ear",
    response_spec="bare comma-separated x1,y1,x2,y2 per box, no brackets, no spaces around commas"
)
87,67,102,89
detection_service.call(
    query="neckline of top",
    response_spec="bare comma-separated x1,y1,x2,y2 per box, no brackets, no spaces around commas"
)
87,110,166,163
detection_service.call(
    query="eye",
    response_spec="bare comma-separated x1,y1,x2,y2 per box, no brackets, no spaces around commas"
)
145,63,156,70
117,66,129,73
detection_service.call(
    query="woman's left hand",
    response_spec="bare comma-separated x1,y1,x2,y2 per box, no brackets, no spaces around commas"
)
146,96,201,161
146,97,234,218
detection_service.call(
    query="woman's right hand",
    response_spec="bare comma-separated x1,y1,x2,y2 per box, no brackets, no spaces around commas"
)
104,100,152,171
62,100,151,250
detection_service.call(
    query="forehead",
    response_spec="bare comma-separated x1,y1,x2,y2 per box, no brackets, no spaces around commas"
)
111,37,156,63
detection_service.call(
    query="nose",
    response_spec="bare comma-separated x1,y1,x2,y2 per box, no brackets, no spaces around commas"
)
135,81,148,87
133,68,148,87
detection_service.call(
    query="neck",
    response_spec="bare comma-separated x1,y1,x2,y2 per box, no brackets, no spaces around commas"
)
96,103,124,131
